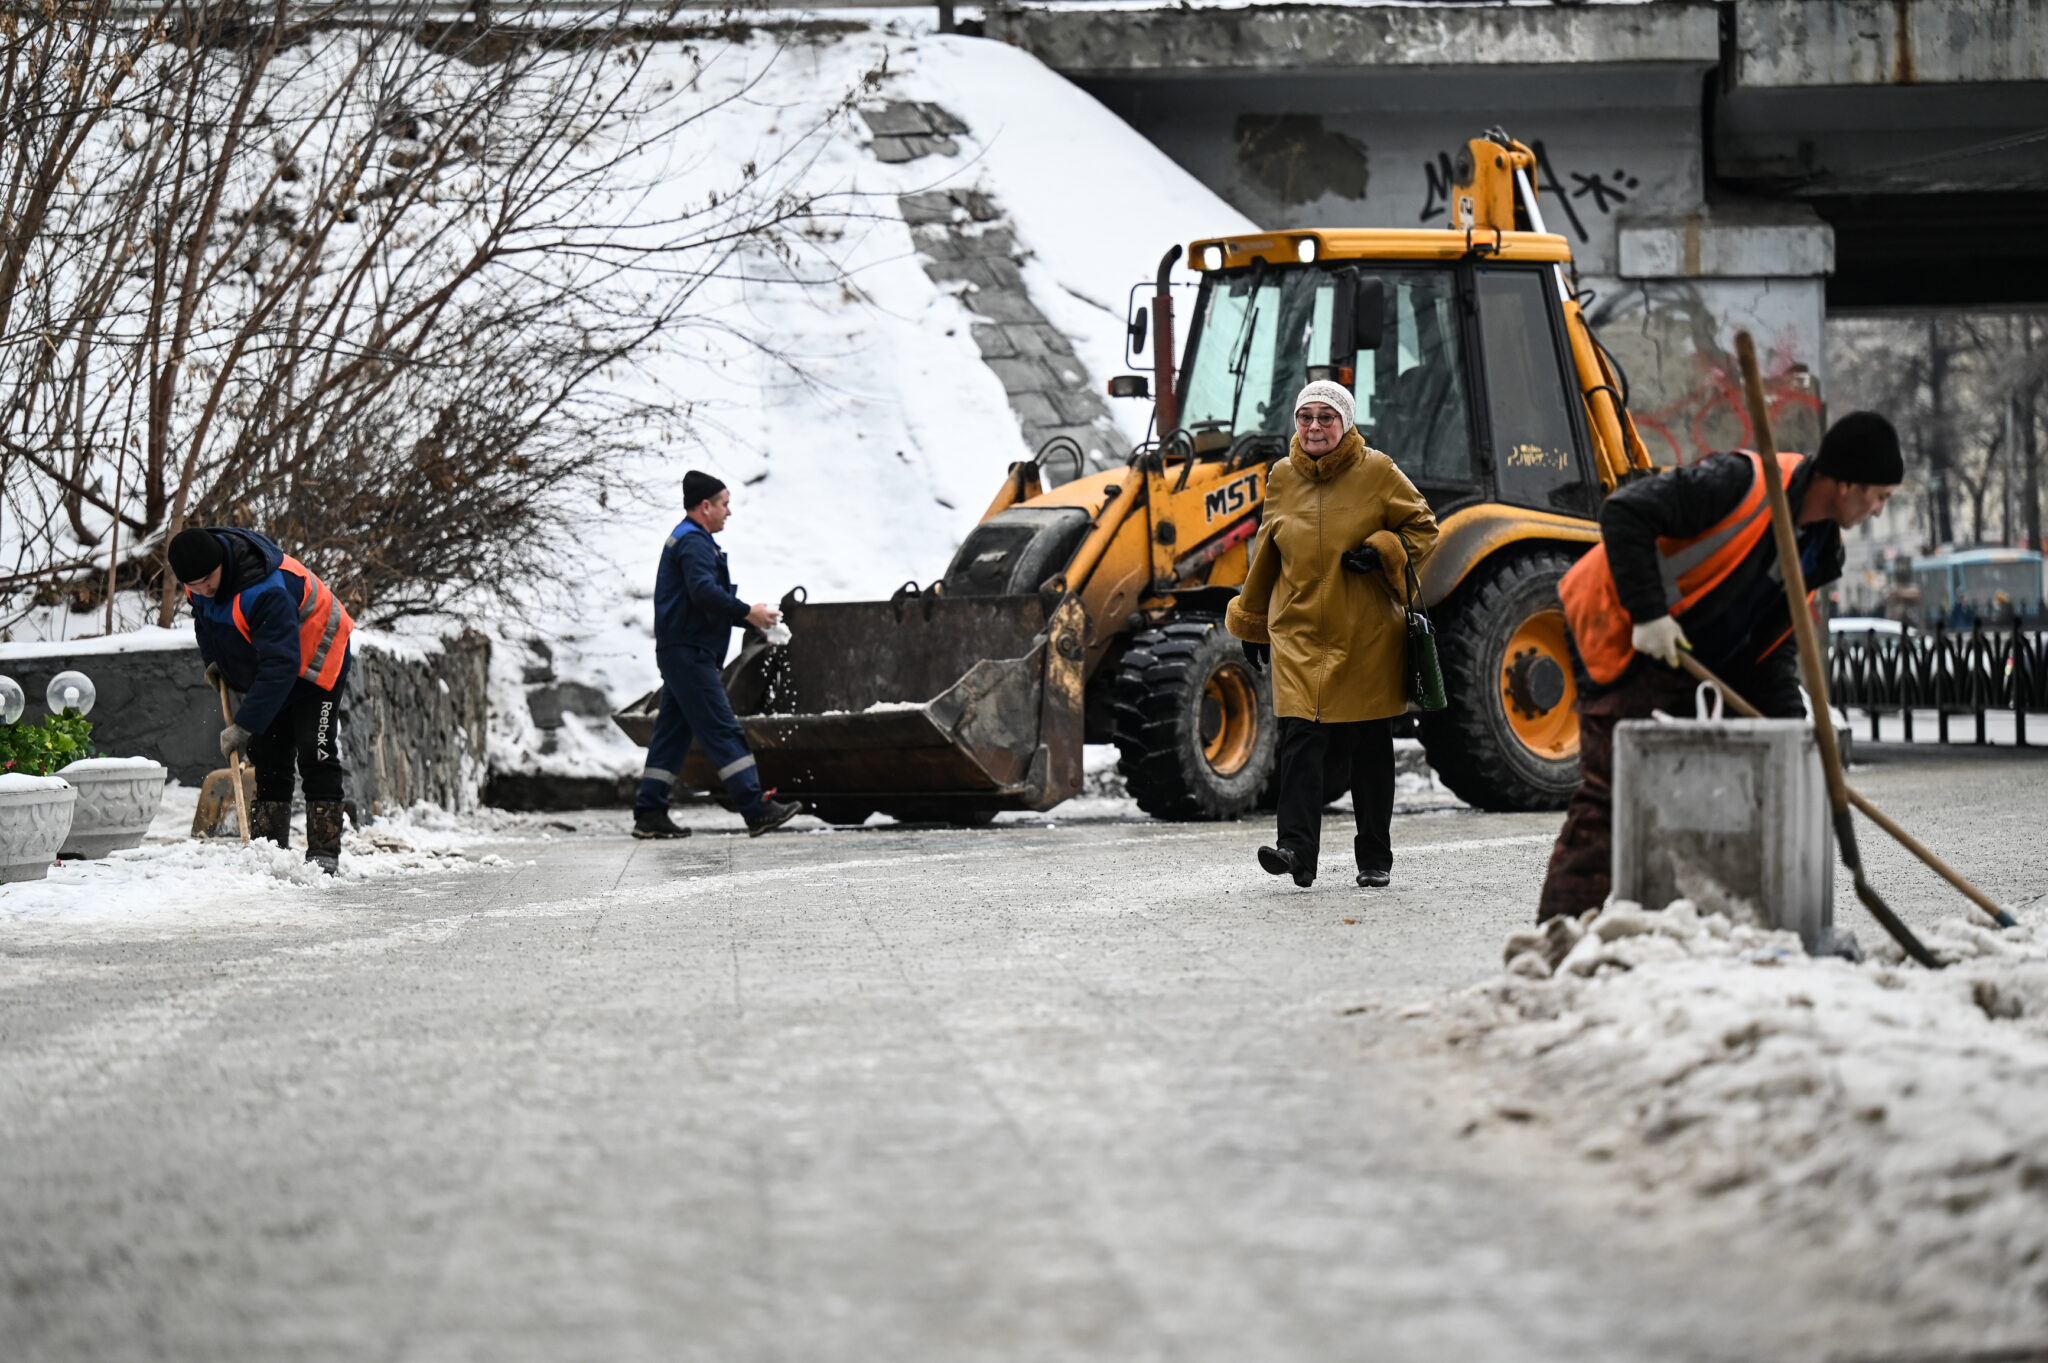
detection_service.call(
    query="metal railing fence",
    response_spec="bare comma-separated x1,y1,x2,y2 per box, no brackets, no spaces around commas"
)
1829,625,2048,745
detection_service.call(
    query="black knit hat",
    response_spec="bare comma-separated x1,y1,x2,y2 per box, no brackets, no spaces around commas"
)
682,470,727,511
1814,411,1905,486
167,527,225,584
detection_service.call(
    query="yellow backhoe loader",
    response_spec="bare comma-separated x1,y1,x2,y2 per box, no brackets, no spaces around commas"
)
616,129,1656,822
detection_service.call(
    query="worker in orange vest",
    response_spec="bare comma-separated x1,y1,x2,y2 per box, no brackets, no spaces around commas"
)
170,526,355,874
1537,412,1904,922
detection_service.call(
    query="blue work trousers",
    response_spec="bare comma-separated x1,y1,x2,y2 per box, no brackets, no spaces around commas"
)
635,647,766,817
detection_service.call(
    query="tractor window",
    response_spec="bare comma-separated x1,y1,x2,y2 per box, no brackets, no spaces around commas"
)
1179,266,1324,440
1476,267,1589,514
1178,265,1476,488
1359,272,1475,486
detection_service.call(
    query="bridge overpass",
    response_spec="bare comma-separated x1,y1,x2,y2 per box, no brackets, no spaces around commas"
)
984,0,2048,462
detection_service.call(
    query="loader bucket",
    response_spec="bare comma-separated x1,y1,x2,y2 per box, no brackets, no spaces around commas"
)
613,590,1086,821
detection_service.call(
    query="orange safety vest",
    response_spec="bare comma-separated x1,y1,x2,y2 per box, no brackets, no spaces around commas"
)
1559,449,1807,685
231,554,354,691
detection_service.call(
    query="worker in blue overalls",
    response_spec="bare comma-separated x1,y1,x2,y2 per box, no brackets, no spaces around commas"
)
633,470,802,840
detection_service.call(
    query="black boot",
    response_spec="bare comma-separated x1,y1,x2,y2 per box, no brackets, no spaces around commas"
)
1257,845,1315,888
632,808,692,840
249,800,292,849
745,798,803,838
305,800,344,876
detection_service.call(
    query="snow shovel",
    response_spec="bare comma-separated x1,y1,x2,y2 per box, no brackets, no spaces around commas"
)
1730,331,1950,968
213,675,251,845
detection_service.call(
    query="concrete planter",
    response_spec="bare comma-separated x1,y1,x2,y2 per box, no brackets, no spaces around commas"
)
0,775,77,883
58,757,167,859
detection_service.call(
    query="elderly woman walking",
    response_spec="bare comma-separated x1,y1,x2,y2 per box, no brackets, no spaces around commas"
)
1226,380,1439,889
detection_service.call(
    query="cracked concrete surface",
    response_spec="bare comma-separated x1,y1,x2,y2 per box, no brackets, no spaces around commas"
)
2,745,2039,1361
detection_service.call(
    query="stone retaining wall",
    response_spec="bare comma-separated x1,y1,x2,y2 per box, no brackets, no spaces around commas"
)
0,629,490,814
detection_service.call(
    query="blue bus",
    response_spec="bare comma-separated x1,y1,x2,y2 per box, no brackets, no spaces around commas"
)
1907,548,2044,626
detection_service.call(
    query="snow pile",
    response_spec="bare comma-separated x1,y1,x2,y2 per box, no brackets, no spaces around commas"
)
0,774,70,794
0,626,195,659
56,756,162,773
1428,899,2048,1330
0,787,519,933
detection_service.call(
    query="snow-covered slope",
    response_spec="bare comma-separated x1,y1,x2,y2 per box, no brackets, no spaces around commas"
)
494,23,1253,785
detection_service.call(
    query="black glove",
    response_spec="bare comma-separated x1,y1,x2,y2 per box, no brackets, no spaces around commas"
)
204,662,224,689
1341,543,1382,575
1241,640,1269,673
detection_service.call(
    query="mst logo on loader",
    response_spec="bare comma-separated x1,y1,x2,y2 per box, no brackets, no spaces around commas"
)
1204,471,1260,523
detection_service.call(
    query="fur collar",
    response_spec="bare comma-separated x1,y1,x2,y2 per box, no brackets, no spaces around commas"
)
1288,427,1365,483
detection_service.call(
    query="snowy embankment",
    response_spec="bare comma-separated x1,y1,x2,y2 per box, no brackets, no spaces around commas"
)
0,23,1254,799
490,23,1252,786
1406,898,2048,1334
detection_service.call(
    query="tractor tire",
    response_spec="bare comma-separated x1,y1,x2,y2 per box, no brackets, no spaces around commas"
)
1111,617,1277,821
1418,549,1584,812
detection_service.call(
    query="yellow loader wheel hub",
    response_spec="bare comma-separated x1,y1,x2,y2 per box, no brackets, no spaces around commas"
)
1200,665,1259,776
1112,618,1278,820
1416,550,1584,812
1500,610,1580,760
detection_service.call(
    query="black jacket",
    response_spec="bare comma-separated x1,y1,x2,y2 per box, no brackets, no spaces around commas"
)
1584,452,1841,718
188,527,347,732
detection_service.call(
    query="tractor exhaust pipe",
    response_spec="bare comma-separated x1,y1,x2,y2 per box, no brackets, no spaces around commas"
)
1152,245,1182,438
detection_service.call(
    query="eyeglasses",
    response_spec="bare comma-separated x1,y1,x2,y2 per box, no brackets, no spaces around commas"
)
1295,410,1343,427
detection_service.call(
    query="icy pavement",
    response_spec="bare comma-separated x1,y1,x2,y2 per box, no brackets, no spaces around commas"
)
3,744,2043,1361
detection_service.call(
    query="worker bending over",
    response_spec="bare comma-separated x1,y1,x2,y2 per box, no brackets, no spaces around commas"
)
170,526,354,874
633,471,802,840
1537,412,1904,921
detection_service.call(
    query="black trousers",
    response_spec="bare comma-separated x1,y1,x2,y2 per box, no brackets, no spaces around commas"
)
248,677,347,805
1273,716,1396,877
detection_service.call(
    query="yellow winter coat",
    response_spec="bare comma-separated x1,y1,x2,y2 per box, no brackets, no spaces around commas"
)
1225,428,1439,723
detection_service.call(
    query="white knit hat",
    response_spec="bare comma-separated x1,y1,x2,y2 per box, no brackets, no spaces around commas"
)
1294,379,1356,431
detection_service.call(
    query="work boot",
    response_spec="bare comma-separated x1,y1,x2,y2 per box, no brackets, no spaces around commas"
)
1356,868,1391,889
1257,845,1315,888
633,808,692,840
248,800,292,849
305,800,345,876
745,798,803,838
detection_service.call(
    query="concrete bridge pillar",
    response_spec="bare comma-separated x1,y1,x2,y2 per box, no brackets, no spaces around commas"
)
1600,208,1834,463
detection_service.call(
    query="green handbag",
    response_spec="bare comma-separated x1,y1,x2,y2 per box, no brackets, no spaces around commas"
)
1404,558,1447,712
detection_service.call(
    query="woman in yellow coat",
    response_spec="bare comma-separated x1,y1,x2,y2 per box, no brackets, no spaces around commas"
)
1225,380,1439,889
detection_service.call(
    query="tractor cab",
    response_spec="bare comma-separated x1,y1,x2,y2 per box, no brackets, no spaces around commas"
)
1162,234,1605,524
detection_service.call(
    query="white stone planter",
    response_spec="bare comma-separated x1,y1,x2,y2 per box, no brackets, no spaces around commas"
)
0,774,77,883
58,757,168,859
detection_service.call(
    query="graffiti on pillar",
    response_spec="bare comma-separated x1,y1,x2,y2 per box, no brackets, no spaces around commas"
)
1418,139,1635,244
1420,153,1457,223
1570,166,1639,215
1589,284,1825,466
1628,357,1824,467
